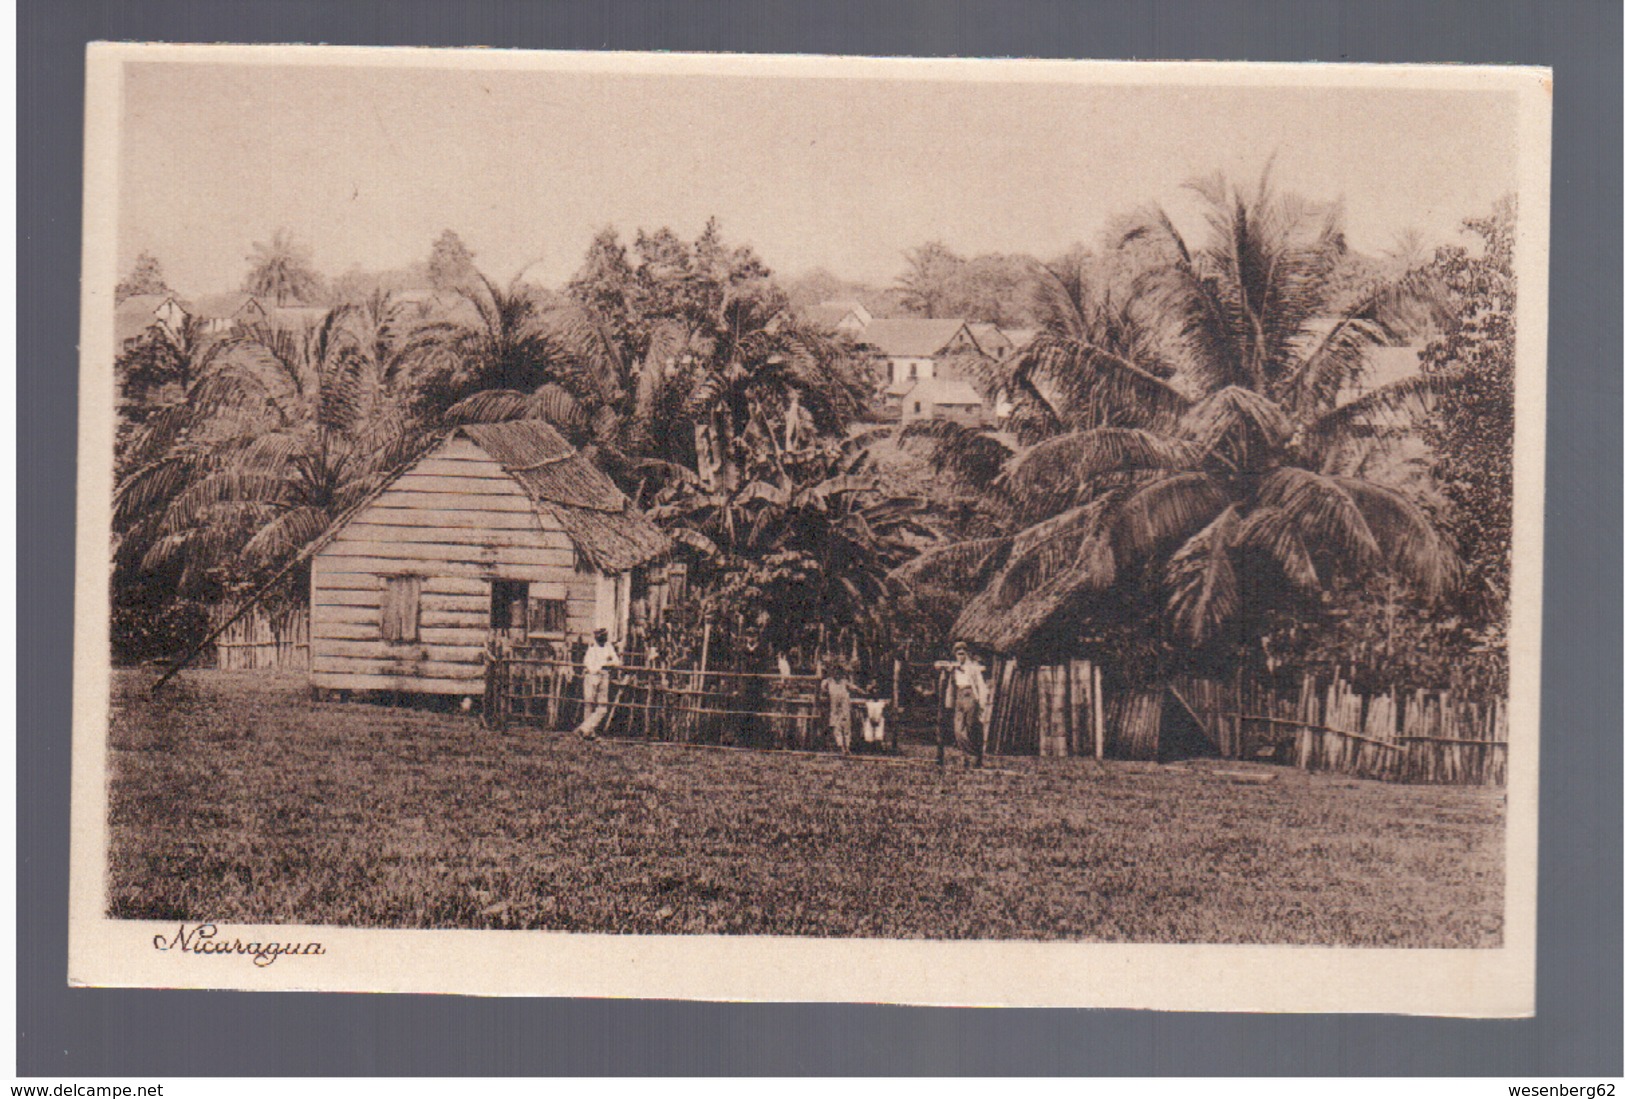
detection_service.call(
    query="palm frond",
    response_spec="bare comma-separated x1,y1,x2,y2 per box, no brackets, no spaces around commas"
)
1108,472,1228,561
1178,386,1295,471
1330,476,1459,599
1300,372,1449,460
1013,328,1191,430
1000,427,1198,517
1233,505,1320,591
1282,264,1446,414
1165,504,1241,645
160,471,293,530
889,536,1011,592
899,418,1013,491
1253,467,1383,574
998,497,1119,600
240,506,334,565
113,457,195,528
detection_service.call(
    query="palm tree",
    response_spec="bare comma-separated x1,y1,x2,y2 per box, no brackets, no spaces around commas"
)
115,315,230,430
438,292,687,474
442,238,872,502
412,271,607,424
114,310,431,597
651,427,937,657
678,283,869,494
903,171,1457,660
243,228,323,306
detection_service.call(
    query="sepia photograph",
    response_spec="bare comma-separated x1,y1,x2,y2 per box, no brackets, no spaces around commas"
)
70,46,1550,1010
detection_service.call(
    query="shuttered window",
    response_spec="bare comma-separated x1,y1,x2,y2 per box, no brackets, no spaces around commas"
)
380,576,421,643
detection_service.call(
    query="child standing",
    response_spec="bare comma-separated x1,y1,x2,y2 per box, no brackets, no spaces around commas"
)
821,663,855,754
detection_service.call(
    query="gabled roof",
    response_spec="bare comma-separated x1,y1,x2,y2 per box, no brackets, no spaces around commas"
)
456,421,670,572
968,322,1011,350
857,318,976,359
192,292,267,321
908,378,985,407
1003,327,1039,351
803,299,872,331
309,421,670,573
117,293,172,313
115,295,181,343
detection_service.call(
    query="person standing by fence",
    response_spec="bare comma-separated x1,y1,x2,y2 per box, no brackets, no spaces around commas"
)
949,642,989,768
574,628,620,741
822,662,856,754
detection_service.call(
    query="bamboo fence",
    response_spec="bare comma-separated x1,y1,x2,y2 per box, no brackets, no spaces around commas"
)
1167,669,1507,784
978,658,1506,785
484,641,1507,785
212,605,310,670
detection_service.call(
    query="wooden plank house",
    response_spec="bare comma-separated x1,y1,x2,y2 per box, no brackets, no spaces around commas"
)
308,420,670,696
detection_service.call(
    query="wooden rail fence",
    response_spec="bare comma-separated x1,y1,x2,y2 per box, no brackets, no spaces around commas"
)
485,645,827,749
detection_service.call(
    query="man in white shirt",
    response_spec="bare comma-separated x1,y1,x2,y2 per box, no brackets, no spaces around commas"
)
575,628,620,740
949,641,989,767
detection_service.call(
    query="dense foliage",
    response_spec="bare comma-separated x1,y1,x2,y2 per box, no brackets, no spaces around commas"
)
112,221,900,663
111,187,1511,689
904,172,1461,679
1420,198,1516,627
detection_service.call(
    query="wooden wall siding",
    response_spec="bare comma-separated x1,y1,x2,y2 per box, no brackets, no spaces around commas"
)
310,434,604,695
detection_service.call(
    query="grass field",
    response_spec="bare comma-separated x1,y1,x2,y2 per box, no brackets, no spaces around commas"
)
106,668,1506,945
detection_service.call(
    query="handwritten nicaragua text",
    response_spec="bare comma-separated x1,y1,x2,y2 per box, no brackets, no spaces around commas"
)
152,923,325,967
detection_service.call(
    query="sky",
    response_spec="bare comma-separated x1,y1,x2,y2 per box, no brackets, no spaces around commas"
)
116,56,1523,298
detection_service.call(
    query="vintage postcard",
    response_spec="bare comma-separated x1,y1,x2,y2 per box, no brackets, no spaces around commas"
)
70,45,1551,1012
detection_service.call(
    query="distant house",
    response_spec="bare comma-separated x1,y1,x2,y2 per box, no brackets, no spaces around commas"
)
968,322,1014,360
857,318,989,417
859,317,984,384
192,292,270,335
308,420,670,697
1002,328,1038,355
898,377,992,427
803,300,872,337
115,294,189,349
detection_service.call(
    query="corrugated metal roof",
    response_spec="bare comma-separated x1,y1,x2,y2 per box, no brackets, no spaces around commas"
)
457,421,669,571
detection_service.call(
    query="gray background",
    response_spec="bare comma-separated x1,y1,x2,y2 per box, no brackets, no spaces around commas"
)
19,0,1621,1076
